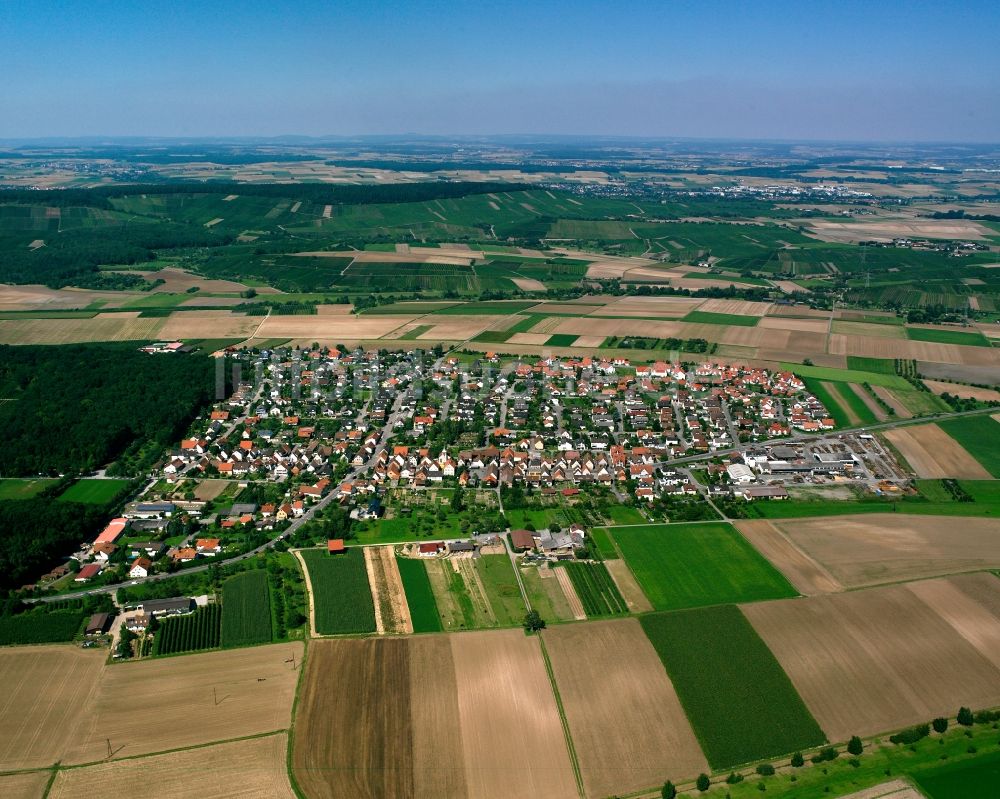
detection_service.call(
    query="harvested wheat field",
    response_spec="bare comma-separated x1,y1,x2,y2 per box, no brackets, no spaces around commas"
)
589,295,705,317
0,771,49,799
573,334,606,347
126,267,276,294
511,277,546,291
63,642,301,764
365,545,413,634
830,334,1000,366
758,316,829,334
159,310,260,340
0,645,106,770
416,316,502,340
604,558,654,612
0,314,165,344
507,332,553,346
698,298,773,316
192,478,230,501
292,636,468,799
49,733,294,799
451,629,577,799
808,218,991,243
923,379,1000,402
770,514,1000,589
254,314,413,340
742,581,1000,741
906,573,1000,668
735,520,843,595
883,424,991,478
831,320,906,339
543,619,707,797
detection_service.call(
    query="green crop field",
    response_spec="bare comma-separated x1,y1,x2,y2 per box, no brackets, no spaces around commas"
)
560,561,627,615
153,604,221,655
682,310,760,327
588,527,619,560
845,356,897,374
396,556,442,633
0,478,55,500
906,327,991,347
802,378,877,427
546,333,579,347
220,570,272,647
911,749,1000,799
56,478,132,505
780,362,911,389
0,609,84,645
938,416,1000,477
611,523,797,610
399,324,432,340
640,605,825,769
299,547,376,634
471,329,515,343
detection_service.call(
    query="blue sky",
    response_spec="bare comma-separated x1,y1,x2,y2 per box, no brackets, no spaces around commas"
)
1,0,998,141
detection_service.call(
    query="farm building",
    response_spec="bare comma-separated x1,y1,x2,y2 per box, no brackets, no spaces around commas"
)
141,597,194,617
327,539,346,554
418,542,445,557
741,485,789,501
132,502,176,519
726,463,755,484
74,563,103,582
85,612,113,636
510,529,537,551
129,557,153,579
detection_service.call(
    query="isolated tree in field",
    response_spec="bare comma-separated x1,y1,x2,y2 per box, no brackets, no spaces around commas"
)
958,706,974,726
523,609,546,632
932,717,948,733
790,752,804,767
756,763,775,776
847,736,863,756
661,780,676,799
696,773,711,791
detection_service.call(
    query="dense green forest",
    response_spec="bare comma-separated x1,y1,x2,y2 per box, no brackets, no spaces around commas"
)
0,224,231,287
0,499,109,591
0,180,525,209
0,344,219,475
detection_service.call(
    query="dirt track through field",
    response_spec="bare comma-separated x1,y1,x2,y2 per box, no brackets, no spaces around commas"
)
871,385,912,418
849,383,888,421
366,545,413,634
604,558,654,612
883,424,991,478
451,630,578,799
554,565,587,619
49,733,295,799
735,520,843,595
771,514,1000,589
0,646,106,770
743,582,1000,741
543,619,708,797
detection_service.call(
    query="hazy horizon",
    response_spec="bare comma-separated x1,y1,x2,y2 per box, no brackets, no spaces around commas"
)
2,0,998,142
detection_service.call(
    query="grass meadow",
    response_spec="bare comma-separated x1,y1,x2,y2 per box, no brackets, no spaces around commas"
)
611,522,797,611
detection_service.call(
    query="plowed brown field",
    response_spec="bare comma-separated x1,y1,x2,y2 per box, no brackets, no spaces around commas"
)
770,514,1000,589
543,619,707,797
743,581,1000,741
735,520,843,595
883,424,991,478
